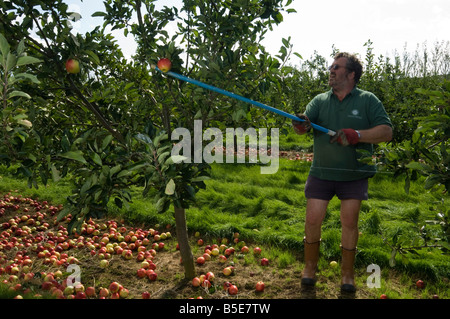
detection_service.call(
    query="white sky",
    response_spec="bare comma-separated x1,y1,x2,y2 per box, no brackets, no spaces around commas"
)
66,0,450,66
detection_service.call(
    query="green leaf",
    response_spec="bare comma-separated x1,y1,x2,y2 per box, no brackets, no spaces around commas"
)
165,179,176,195
166,155,188,164
8,91,31,99
389,249,397,267
191,176,211,182
16,56,42,66
85,50,100,65
14,72,41,84
51,164,61,182
0,33,10,60
60,150,88,164
102,135,113,150
6,52,17,71
91,153,102,166
92,11,107,17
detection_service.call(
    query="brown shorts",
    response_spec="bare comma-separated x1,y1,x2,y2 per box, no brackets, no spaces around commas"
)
304,175,369,201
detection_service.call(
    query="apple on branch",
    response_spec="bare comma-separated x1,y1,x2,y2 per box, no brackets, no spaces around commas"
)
157,58,172,73
65,59,80,74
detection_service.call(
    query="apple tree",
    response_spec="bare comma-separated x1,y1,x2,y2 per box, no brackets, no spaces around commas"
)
0,0,297,279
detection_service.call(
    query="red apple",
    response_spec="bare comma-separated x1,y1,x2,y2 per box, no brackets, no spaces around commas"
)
260,258,269,266
253,247,262,255
201,279,211,288
85,286,96,297
228,284,238,295
65,59,80,74
75,291,86,299
157,58,172,73
147,269,157,281
196,256,205,265
192,277,201,287
205,272,215,282
99,288,109,298
380,294,388,299
255,281,265,292
416,280,425,289
109,281,120,293
142,291,151,299
137,268,147,278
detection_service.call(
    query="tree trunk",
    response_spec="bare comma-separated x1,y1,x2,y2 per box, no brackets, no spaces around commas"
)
174,207,195,279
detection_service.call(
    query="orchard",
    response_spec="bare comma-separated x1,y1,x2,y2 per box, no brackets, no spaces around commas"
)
0,0,449,301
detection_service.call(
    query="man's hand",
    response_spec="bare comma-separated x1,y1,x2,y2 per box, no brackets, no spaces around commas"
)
330,129,359,146
292,114,312,135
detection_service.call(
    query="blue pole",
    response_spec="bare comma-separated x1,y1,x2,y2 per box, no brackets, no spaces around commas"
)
154,67,336,136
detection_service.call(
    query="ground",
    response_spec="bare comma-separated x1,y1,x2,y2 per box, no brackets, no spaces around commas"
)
0,191,440,300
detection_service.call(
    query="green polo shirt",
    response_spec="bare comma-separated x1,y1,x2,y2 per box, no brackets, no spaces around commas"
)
304,87,392,181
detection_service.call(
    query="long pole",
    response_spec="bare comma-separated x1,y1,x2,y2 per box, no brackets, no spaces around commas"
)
154,66,336,136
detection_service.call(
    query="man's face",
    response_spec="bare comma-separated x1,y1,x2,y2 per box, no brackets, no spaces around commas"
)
328,57,354,89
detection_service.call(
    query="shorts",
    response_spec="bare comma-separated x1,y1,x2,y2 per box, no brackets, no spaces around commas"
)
304,175,369,201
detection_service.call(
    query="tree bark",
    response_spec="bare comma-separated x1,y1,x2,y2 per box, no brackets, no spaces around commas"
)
174,207,195,279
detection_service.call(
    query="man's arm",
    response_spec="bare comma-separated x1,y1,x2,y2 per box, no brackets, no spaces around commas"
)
358,124,392,144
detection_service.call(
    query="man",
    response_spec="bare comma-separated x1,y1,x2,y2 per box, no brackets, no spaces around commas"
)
292,52,392,293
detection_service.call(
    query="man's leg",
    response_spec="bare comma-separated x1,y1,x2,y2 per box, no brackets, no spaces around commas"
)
302,198,328,284
339,199,362,292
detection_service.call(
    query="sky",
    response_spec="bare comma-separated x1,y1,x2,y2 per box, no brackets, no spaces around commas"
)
65,0,450,66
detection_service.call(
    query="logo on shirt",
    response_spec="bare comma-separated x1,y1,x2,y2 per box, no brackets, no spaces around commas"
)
348,109,362,119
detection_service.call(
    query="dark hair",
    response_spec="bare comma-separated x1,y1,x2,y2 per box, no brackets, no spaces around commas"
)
334,52,363,84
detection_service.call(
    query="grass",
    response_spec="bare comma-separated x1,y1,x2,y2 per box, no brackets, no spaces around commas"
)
0,133,449,293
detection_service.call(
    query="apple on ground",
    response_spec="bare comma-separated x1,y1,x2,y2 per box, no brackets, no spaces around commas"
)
205,272,215,282
119,288,129,298
253,247,262,255
201,279,211,288
218,255,227,263
260,258,269,266
147,269,157,281
380,294,388,299
329,261,338,268
100,259,109,268
228,285,238,295
75,291,87,299
223,267,232,276
196,256,205,265
192,277,201,287
255,281,265,292
99,288,109,298
416,280,425,289
142,291,151,299
85,286,96,297
137,268,147,278
109,282,121,293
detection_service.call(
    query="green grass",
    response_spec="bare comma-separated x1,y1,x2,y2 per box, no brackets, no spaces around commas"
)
0,148,449,283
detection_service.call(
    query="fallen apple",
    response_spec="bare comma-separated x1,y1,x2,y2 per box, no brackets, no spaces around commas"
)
260,258,269,266
416,280,425,289
228,284,238,295
255,281,265,292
